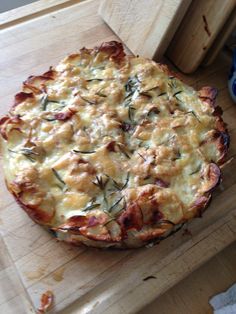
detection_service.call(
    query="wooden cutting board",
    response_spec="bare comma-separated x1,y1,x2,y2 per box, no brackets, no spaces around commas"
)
99,0,191,60
167,0,236,73
0,1,236,313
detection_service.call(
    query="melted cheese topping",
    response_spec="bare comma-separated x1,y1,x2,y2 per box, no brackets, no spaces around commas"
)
0,43,226,248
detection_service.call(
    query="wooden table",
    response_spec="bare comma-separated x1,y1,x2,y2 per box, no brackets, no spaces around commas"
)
0,1,235,313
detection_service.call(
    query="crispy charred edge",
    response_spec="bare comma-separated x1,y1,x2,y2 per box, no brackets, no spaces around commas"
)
95,41,126,62
213,130,230,164
117,202,143,235
12,92,35,110
13,193,54,225
198,86,223,119
6,180,54,225
10,69,57,111
23,69,57,94
53,202,171,245
187,194,212,219
0,115,22,140
53,214,122,243
198,86,218,109
67,41,126,63
155,63,183,81
24,69,56,85
185,163,221,219
54,108,76,121
198,86,230,165
204,163,221,193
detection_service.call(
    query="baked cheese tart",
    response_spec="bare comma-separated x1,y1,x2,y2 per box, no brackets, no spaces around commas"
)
0,41,229,248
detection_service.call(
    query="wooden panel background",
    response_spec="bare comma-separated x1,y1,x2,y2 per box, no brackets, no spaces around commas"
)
0,0,235,313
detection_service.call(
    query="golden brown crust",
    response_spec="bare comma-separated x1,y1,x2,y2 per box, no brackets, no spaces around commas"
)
0,41,229,248
95,41,125,62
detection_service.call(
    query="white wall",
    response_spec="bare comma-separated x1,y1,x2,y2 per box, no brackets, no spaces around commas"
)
0,0,38,13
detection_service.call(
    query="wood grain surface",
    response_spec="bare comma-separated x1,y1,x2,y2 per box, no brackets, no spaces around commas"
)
99,0,191,60
203,6,236,67
0,0,82,29
139,242,236,314
0,1,235,313
167,0,236,73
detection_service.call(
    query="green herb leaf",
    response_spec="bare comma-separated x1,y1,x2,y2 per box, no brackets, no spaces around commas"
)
96,91,107,97
81,203,100,211
52,168,66,186
173,91,182,97
139,92,152,98
138,152,146,161
48,100,61,104
79,94,96,105
104,218,116,226
73,149,96,154
187,110,201,123
125,76,140,93
108,197,124,213
128,106,136,121
111,172,130,191
86,78,103,82
190,164,201,175
92,175,109,190
158,92,167,97
41,94,48,111
168,77,177,89
121,172,130,190
117,144,130,159
8,147,38,162
43,117,57,121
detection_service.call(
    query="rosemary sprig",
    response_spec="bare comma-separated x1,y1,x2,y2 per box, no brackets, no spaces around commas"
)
73,149,96,154
190,164,201,175
81,203,100,211
104,218,116,226
41,94,61,111
79,94,96,105
110,172,130,191
48,100,61,104
52,168,66,186
173,91,182,97
168,77,177,89
8,148,38,162
139,92,152,98
96,91,107,97
125,76,140,93
86,78,103,82
187,110,201,123
158,92,167,97
128,106,136,122
147,107,160,117
41,94,48,111
110,177,121,191
138,152,146,161
108,196,124,213
117,144,130,159
43,117,57,121
121,172,130,190
92,175,109,190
